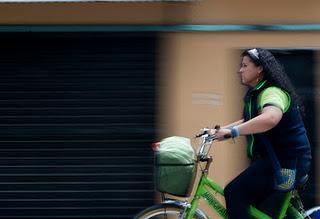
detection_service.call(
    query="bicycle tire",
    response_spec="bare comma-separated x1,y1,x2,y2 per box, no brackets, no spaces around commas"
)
134,202,208,219
304,206,320,219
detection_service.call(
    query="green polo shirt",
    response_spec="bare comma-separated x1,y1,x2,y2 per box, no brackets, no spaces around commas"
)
257,87,291,113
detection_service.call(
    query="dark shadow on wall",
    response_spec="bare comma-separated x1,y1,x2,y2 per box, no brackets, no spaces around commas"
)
272,49,316,209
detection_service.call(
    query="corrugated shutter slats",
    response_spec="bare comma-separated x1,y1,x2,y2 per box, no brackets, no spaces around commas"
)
0,33,155,218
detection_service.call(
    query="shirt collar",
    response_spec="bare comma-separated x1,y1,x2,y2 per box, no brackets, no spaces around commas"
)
253,80,267,91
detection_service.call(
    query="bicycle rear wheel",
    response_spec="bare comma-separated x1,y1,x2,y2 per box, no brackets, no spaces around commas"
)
134,202,207,219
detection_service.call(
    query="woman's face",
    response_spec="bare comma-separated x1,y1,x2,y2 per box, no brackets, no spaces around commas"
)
238,56,263,87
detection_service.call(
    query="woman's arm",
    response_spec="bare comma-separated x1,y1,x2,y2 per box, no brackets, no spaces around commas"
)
209,119,244,135
221,119,244,129
237,106,282,135
214,106,283,141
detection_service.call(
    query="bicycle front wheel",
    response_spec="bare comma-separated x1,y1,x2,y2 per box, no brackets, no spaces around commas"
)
304,206,320,219
134,202,207,219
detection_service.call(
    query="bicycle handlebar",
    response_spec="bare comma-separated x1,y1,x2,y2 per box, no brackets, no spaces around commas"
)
196,126,232,140
195,128,210,138
195,128,217,160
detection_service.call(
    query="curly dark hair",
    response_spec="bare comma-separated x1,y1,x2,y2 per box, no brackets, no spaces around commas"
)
242,48,303,112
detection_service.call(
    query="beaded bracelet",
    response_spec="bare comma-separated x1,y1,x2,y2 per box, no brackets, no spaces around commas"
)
230,126,240,138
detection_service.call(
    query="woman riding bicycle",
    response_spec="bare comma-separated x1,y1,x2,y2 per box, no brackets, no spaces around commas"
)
210,48,312,219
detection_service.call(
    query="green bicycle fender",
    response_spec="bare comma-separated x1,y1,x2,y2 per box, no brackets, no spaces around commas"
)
287,204,304,219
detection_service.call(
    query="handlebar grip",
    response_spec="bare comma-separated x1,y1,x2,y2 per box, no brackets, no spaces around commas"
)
195,130,208,138
224,134,232,139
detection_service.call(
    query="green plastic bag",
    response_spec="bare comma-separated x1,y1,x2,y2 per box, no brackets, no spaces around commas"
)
155,136,196,197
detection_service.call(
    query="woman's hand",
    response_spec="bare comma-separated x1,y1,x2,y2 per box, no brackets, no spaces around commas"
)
208,128,217,136
213,128,232,141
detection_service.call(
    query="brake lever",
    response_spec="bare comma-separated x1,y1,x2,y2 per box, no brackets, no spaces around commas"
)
195,128,210,138
196,125,221,139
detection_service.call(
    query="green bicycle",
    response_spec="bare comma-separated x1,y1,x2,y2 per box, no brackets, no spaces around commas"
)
135,130,320,219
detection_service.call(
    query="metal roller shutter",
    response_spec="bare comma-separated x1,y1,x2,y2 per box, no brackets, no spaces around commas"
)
0,32,155,218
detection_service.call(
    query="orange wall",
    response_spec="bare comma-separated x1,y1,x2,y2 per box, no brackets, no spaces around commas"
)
157,32,320,217
0,0,320,24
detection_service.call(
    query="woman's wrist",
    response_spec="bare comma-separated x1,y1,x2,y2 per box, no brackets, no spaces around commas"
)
230,126,240,138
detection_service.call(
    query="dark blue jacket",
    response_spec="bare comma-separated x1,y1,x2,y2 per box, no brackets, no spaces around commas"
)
243,81,311,168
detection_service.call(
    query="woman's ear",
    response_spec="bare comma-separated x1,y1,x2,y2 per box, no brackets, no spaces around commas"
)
258,66,263,74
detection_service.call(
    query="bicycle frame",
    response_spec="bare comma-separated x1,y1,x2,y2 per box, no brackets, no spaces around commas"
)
184,160,305,219
149,134,307,219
